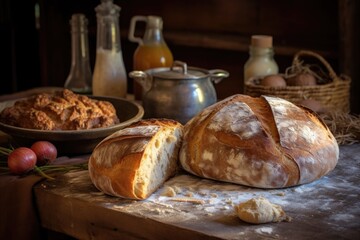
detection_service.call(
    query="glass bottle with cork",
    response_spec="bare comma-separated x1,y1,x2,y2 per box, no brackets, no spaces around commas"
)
243,35,279,86
92,0,127,98
128,15,173,100
64,13,92,94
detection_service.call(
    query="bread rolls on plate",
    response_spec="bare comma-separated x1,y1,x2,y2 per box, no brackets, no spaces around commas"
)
89,119,183,199
179,94,339,188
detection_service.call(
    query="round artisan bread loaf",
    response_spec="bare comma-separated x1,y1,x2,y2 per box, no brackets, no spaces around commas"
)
179,94,339,188
88,118,183,200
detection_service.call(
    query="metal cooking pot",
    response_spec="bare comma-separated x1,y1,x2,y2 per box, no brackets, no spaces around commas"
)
129,61,229,124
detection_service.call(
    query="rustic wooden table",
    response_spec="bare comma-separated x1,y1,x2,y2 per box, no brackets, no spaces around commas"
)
1,88,359,239
34,144,360,240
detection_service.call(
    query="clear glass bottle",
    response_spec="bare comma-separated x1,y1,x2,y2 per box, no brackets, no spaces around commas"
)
244,35,279,85
92,0,127,98
128,15,173,100
64,14,92,94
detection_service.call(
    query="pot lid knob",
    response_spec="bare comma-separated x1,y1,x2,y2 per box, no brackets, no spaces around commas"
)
153,60,207,79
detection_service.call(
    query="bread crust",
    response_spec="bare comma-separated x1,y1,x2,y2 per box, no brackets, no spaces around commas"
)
89,119,183,199
179,94,339,188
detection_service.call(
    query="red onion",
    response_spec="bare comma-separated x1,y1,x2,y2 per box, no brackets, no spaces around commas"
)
31,141,58,166
7,147,37,175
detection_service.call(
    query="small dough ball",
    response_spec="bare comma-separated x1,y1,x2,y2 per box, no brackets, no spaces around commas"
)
287,73,317,86
235,197,289,224
161,186,177,197
261,75,287,87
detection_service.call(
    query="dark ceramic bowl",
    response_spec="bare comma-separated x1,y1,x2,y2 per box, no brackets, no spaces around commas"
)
0,96,144,155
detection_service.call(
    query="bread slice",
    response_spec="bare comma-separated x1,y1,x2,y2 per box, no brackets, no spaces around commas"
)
88,119,183,199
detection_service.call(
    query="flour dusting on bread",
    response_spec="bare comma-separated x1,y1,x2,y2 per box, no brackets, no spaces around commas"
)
180,94,339,188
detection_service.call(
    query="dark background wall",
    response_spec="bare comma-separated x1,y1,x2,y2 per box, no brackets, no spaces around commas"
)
1,0,359,113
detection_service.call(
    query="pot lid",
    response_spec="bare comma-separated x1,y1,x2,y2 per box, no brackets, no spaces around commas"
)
152,61,208,80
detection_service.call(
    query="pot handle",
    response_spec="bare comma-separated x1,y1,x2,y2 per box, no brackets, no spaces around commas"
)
208,69,229,84
128,71,153,92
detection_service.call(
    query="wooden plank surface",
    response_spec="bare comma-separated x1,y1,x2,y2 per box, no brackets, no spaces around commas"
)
34,144,360,240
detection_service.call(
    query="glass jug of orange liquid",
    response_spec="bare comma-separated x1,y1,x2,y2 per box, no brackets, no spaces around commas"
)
128,15,173,100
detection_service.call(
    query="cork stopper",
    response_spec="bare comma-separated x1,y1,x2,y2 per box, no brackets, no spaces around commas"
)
70,14,88,33
251,35,273,48
147,15,163,29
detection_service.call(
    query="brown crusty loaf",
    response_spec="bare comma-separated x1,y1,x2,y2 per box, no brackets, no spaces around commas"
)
88,119,183,200
0,89,119,130
179,94,339,188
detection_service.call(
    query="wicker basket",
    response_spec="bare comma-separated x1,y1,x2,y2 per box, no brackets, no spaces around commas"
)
244,50,351,112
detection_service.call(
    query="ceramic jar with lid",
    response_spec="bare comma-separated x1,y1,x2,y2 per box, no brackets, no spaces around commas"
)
244,35,279,85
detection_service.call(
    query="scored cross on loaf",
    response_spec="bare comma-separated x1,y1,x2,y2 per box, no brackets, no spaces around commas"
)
180,94,339,188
